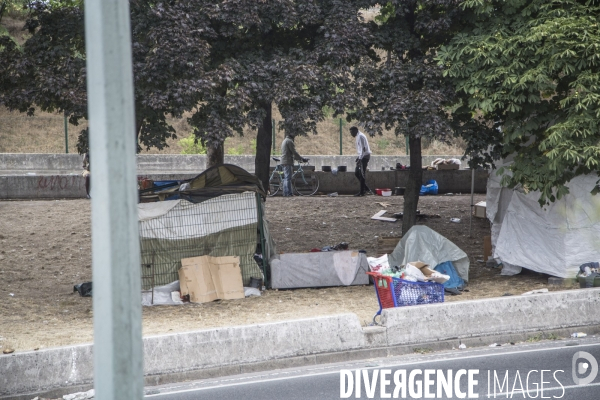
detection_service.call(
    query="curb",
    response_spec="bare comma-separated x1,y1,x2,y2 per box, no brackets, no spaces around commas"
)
2,289,599,399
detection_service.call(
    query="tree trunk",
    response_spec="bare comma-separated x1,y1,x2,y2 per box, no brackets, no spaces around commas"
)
206,141,224,168
254,102,273,192
402,136,423,235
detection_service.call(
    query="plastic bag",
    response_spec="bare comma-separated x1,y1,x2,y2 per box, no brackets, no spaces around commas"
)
419,180,438,195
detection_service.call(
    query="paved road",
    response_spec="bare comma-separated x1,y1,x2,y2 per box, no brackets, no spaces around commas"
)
146,339,600,400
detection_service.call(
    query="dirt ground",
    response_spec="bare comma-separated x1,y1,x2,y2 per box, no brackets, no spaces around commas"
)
0,195,576,353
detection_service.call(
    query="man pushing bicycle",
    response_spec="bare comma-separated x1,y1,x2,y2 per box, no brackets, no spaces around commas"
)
280,133,308,197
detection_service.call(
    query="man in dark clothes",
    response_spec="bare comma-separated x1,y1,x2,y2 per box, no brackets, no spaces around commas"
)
280,134,308,197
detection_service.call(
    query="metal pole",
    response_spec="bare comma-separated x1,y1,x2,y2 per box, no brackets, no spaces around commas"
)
64,112,69,154
339,118,342,155
405,135,409,155
272,118,276,153
84,0,143,399
470,164,475,238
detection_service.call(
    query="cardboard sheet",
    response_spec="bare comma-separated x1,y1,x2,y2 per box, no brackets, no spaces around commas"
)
179,255,244,303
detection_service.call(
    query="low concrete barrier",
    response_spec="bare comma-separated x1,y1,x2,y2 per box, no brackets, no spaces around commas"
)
1,169,487,199
0,153,464,174
0,175,87,199
2,289,600,398
0,314,366,397
382,288,600,346
315,169,488,195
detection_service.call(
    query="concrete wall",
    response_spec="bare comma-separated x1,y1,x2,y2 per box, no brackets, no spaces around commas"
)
2,289,600,398
0,153,464,173
0,169,487,199
0,314,365,397
0,175,88,199
314,169,488,195
382,288,600,346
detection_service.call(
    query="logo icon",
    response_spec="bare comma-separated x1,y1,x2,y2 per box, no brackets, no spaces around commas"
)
572,351,599,385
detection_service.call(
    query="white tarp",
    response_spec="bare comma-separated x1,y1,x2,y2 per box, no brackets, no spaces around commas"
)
138,199,180,221
138,192,258,239
270,250,369,289
388,225,469,281
487,165,600,278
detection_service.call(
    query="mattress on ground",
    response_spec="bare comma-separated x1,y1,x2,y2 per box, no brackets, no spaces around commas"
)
269,250,369,289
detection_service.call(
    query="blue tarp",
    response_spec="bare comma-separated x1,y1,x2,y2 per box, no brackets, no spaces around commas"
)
434,261,465,289
420,179,438,195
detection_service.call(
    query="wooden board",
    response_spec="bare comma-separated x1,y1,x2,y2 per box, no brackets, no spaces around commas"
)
376,236,402,256
371,210,397,222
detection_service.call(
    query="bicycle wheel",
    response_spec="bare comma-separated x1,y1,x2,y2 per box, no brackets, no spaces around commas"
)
293,172,319,196
268,172,282,196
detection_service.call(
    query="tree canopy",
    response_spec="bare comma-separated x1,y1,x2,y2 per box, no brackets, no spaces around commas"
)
0,0,373,191
350,0,484,233
438,0,600,204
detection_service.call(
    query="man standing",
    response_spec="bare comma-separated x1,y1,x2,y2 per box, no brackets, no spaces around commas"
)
280,133,308,197
350,126,373,196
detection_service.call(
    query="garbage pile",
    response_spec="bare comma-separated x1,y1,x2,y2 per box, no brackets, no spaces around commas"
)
577,262,600,288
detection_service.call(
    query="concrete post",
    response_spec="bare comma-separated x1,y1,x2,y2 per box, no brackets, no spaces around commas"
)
84,0,143,399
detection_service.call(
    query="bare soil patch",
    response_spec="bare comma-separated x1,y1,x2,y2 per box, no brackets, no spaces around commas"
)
0,195,575,353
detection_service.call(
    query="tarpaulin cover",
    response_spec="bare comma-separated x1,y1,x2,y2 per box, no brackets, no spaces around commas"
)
269,250,369,289
487,162,600,278
139,164,267,203
138,192,274,288
139,194,257,239
388,225,469,282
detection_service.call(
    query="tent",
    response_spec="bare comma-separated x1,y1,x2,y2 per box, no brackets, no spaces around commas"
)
138,165,275,289
486,160,600,278
388,225,470,282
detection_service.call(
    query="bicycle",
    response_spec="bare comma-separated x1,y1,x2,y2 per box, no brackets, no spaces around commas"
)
268,157,320,196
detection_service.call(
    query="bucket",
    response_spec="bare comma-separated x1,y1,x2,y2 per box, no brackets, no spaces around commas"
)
395,187,405,196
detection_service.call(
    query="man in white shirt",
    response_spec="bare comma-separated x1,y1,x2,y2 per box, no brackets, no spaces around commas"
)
350,126,373,196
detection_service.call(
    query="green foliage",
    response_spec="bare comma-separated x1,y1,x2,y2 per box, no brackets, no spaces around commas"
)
377,138,389,150
250,139,257,155
439,0,600,205
226,143,244,155
179,135,206,155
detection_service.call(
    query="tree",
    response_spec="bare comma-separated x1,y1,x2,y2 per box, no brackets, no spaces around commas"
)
1,1,372,193
190,0,373,190
0,0,214,152
438,0,600,205
350,1,477,234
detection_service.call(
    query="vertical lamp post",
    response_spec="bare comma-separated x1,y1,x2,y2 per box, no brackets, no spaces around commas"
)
339,118,342,155
64,112,69,154
84,0,143,399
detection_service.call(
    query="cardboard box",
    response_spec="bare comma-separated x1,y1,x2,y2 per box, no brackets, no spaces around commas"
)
474,201,486,218
179,255,244,303
436,163,460,170
483,236,492,261
408,261,435,277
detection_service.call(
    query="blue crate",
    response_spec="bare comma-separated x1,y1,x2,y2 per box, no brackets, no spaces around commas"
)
391,278,444,307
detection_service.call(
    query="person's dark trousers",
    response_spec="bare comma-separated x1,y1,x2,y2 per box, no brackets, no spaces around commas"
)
354,154,371,194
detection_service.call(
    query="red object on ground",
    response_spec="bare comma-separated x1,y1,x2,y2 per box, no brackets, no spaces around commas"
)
366,272,395,309
375,188,392,196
